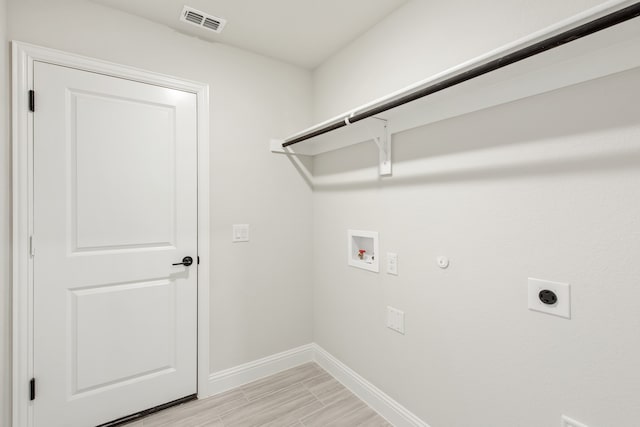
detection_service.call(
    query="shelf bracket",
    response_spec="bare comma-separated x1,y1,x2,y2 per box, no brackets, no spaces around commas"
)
369,118,391,176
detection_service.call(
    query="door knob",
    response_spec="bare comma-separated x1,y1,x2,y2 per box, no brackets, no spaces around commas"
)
172,256,193,267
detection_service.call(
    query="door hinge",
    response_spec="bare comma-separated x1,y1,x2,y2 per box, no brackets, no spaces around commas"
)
29,90,35,112
30,378,36,401
29,236,35,257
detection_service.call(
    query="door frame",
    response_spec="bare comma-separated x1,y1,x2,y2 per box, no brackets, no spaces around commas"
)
12,41,211,427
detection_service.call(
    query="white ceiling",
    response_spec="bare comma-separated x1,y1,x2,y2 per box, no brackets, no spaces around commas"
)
91,0,408,69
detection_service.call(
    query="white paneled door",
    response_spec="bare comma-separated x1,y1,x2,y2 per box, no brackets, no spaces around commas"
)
33,61,198,427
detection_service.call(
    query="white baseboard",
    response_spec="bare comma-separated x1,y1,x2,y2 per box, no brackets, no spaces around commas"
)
208,343,428,427
311,344,429,427
207,344,315,396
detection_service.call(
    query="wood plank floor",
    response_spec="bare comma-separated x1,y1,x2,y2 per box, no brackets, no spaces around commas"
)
123,362,392,427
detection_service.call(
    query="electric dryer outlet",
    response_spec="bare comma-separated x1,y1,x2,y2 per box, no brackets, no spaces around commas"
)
528,278,571,319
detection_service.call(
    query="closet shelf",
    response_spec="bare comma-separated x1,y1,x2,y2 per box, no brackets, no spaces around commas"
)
270,1,640,176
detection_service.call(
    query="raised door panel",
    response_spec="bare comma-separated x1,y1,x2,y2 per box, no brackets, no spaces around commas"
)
71,91,177,252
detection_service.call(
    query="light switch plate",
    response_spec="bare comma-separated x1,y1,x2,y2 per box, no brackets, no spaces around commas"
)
232,224,249,242
386,252,398,275
528,277,570,319
562,415,589,427
387,306,405,334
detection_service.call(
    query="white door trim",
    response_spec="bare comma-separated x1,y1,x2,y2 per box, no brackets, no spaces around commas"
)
11,41,211,427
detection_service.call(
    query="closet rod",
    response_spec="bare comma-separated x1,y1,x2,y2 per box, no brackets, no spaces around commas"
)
283,2,640,148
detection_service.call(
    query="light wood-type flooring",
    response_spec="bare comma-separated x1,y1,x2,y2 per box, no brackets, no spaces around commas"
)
123,362,392,427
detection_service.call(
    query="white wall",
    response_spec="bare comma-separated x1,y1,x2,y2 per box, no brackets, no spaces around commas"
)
1,0,11,425
312,1,640,426
313,0,613,121
3,0,314,405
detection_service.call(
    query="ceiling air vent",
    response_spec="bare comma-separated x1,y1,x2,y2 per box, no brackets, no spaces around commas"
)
180,6,226,34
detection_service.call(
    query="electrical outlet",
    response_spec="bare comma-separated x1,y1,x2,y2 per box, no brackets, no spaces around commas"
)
386,306,405,334
528,278,570,319
232,224,249,242
386,252,398,275
562,415,589,427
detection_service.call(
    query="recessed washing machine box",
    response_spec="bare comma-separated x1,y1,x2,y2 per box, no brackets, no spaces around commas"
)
347,230,379,273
